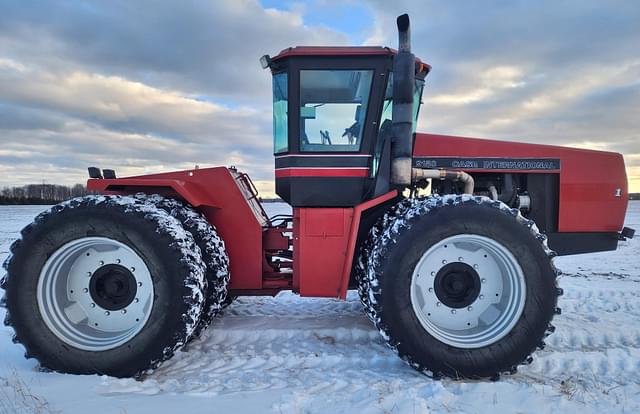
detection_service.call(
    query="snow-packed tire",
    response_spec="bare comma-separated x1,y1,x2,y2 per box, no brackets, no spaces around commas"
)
138,194,229,339
0,195,206,378
355,199,411,320
220,294,236,312
362,195,561,379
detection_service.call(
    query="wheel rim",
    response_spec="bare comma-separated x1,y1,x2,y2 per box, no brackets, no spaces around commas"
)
410,234,526,349
37,237,154,351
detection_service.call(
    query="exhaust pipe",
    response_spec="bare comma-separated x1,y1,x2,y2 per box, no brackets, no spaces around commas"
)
391,14,416,186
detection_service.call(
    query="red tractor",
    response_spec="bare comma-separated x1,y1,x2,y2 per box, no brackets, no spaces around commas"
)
1,15,634,380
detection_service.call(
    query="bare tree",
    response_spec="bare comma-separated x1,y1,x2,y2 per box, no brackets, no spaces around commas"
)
0,184,88,204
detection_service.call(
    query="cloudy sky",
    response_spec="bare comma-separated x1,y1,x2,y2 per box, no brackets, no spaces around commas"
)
0,0,638,195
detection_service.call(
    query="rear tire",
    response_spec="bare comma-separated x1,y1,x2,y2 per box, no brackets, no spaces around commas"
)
361,195,561,379
1,195,206,377
139,195,229,339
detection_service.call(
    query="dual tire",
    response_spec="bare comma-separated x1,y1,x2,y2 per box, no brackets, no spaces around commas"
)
356,195,561,379
1,195,228,378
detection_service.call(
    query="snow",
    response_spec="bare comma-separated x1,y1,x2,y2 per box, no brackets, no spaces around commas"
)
1,201,639,413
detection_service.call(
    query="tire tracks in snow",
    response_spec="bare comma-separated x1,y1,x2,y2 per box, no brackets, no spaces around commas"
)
98,282,640,396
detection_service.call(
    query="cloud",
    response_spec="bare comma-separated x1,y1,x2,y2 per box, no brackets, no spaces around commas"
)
0,0,348,101
361,1,640,192
0,0,353,194
0,60,272,146
0,0,639,195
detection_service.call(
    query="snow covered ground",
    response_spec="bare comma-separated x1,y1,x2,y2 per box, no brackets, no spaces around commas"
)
1,201,639,413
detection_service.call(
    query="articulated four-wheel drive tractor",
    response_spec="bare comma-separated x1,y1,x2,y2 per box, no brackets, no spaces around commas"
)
1,15,635,380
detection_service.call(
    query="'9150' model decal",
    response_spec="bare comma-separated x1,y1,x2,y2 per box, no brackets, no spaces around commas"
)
413,157,561,171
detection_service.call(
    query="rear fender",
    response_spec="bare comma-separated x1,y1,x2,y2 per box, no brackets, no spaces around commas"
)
87,167,267,291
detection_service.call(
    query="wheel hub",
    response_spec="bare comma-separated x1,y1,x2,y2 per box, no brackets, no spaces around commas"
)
434,262,480,309
89,264,137,311
410,234,527,349
37,237,154,351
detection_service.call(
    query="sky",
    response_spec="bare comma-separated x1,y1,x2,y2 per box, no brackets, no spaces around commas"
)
0,0,638,195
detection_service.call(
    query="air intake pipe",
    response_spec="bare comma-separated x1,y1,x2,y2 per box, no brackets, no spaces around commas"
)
412,169,475,195
391,13,415,186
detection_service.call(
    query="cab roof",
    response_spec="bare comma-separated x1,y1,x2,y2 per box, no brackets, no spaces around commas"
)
272,46,430,70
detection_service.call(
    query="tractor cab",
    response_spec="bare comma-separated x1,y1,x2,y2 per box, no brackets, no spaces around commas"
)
262,46,430,207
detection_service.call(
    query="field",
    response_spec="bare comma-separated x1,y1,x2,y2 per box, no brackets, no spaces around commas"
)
0,202,639,413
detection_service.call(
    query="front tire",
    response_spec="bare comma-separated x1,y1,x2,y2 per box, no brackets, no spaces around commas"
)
361,195,561,379
1,195,206,377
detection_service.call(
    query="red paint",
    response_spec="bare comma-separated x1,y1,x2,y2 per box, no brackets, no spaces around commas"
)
86,134,629,299
414,133,629,232
338,191,399,299
275,154,372,158
87,168,397,298
275,167,369,178
292,191,398,298
88,167,266,290
293,207,353,297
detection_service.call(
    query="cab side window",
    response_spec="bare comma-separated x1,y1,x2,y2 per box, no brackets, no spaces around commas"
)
299,70,373,152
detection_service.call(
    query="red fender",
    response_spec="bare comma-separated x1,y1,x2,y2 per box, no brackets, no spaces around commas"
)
88,167,267,291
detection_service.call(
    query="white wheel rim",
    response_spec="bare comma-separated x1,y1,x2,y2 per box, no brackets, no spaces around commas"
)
37,237,154,351
410,234,526,348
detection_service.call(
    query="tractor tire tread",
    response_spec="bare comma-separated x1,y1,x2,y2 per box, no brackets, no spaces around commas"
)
358,194,561,380
135,194,230,339
1,195,206,378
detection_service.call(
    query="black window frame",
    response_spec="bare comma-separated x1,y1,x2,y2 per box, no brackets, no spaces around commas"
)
285,55,393,158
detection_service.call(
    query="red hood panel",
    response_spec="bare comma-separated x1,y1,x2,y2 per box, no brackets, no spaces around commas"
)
414,133,628,233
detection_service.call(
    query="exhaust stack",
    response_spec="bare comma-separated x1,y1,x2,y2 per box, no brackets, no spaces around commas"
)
391,13,415,185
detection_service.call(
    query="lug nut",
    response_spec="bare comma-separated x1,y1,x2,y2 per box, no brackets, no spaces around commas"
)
90,303,96,308
442,260,447,264
428,288,433,293
116,259,121,264
99,261,104,266
467,306,473,311
134,298,139,303
473,264,479,269
122,309,127,314
479,294,484,300
137,282,142,287
131,267,136,272
87,272,92,276
451,309,456,314
436,302,441,307
83,288,88,293
431,271,435,276
458,257,464,261
105,311,110,316
481,278,486,283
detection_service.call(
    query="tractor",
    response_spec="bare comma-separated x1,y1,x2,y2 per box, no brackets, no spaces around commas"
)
1,15,634,380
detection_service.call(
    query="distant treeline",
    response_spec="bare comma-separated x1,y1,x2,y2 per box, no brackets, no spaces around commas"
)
1,186,637,205
0,184,88,205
